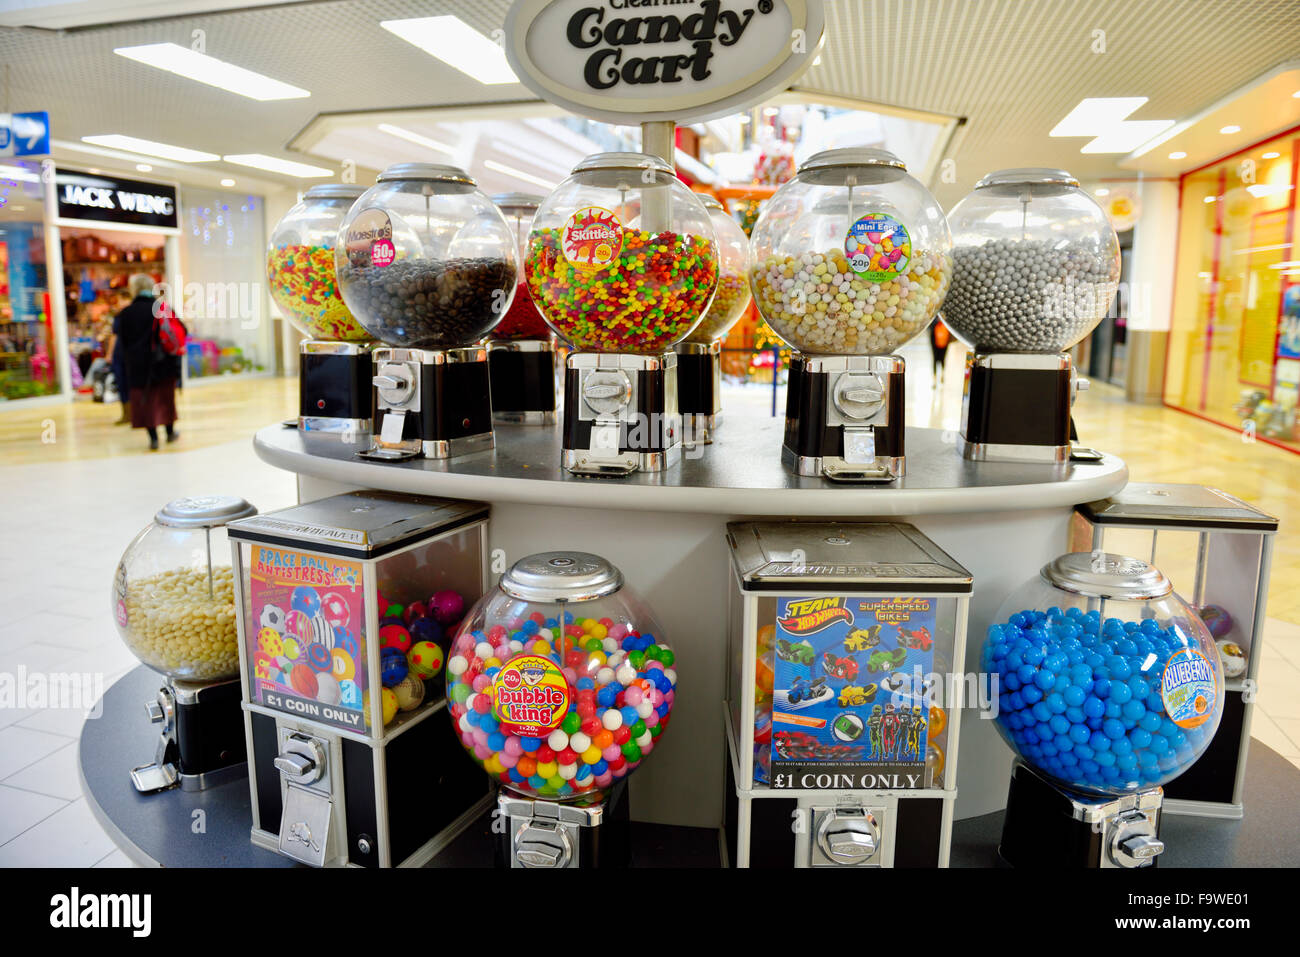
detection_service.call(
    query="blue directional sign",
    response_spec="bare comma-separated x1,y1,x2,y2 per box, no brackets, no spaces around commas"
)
0,112,51,157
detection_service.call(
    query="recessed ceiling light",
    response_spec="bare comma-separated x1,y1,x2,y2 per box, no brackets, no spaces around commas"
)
381,16,518,85
222,154,333,178
1219,125,1241,134
763,107,780,117
1204,196,1217,203
114,43,309,100
483,160,557,190
136,164,153,172
1050,97,1148,137
1247,184,1295,199
1168,151,1187,160
220,178,236,187
81,134,218,163
1080,120,1175,154
1095,187,1110,196
377,123,457,156
1263,151,1281,159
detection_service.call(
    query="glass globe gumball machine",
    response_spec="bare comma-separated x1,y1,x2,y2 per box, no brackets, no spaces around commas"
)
944,169,1121,463
447,552,678,868
267,184,373,435
526,153,719,476
487,194,557,425
335,164,517,461
677,194,752,444
982,552,1225,868
750,149,952,482
112,496,258,793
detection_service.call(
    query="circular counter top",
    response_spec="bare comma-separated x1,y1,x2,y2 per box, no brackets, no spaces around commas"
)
254,419,1127,516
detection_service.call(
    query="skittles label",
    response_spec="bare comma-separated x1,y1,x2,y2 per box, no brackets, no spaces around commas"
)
845,213,911,281
561,206,622,269
1161,648,1218,729
492,654,570,737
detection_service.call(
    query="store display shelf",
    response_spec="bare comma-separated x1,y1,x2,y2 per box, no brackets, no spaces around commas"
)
254,418,1128,517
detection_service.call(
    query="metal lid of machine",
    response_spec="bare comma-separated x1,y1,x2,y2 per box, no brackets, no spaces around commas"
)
726,522,973,593
796,148,908,187
225,491,488,558
569,151,679,189
499,551,624,602
698,193,724,211
491,192,545,210
1076,483,1279,531
573,151,673,175
973,167,1080,198
303,184,367,201
155,495,257,529
376,163,475,186
1041,552,1173,600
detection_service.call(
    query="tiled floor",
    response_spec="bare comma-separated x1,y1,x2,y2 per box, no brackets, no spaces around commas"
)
0,349,1296,865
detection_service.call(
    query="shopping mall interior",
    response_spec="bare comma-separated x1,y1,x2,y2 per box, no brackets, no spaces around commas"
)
0,0,1298,883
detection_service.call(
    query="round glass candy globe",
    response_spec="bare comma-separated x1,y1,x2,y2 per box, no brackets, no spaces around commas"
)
266,184,371,342
490,193,551,340
334,164,518,349
943,168,1120,353
525,152,719,355
749,147,952,357
683,194,753,344
445,552,677,802
981,552,1224,797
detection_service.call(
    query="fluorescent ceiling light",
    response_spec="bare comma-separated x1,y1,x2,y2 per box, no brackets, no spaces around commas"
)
1168,150,1187,160
115,43,309,100
483,160,557,190
0,164,40,183
1247,184,1294,199
1081,120,1175,153
223,154,333,178
378,123,457,156
1050,97,1147,137
220,178,236,187
81,134,218,163
1262,151,1281,159
1204,196,1217,203
381,16,518,85
1220,125,1241,134
136,164,152,172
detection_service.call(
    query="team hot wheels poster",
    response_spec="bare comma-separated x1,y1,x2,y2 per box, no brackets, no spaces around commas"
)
248,545,368,732
770,596,937,789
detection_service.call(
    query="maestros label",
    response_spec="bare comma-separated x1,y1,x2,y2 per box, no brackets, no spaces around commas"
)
1160,648,1218,729
492,654,571,736
562,206,622,268
845,213,911,281
343,207,395,269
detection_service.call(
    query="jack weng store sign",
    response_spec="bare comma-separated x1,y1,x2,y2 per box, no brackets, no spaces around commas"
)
504,0,825,125
56,169,179,230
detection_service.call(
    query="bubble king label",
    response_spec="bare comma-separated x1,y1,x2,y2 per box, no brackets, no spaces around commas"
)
562,206,622,268
492,653,571,736
1160,647,1218,729
845,213,911,281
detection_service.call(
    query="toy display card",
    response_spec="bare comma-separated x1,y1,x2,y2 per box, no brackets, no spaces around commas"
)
247,545,368,732
769,595,938,789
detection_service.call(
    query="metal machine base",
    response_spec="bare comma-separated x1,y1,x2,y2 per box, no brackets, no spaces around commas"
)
497,781,629,868
676,341,722,445
131,678,246,794
298,340,373,435
488,339,558,426
562,352,681,476
960,353,1081,464
998,762,1164,868
365,345,494,461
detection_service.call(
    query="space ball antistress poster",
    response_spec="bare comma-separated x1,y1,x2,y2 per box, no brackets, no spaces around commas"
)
770,596,938,789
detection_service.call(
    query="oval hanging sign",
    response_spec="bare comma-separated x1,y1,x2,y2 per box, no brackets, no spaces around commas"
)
504,0,825,125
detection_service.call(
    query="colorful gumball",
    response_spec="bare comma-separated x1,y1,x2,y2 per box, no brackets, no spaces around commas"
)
364,687,398,727
332,626,359,659
393,673,426,711
429,589,464,625
409,617,444,647
305,641,332,673
320,591,350,628
258,628,284,657
380,622,412,653
381,646,409,687
1199,604,1233,639
403,601,429,626
408,640,444,679
259,604,286,634
281,635,301,662
291,586,322,618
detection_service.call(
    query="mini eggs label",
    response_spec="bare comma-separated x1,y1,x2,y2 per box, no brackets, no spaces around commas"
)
845,213,911,281
561,206,622,268
1161,648,1218,729
493,654,570,736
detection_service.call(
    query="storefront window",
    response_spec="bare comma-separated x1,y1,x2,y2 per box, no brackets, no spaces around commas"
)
1165,130,1300,450
179,187,270,379
0,159,59,400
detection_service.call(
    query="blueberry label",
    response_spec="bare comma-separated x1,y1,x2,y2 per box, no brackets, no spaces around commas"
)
1160,648,1217,729
845,213,911,281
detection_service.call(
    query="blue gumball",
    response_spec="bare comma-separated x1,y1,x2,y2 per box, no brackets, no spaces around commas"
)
291,585,322,618
380,646,408,687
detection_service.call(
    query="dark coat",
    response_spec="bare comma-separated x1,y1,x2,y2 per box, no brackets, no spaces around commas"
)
117,294,178,388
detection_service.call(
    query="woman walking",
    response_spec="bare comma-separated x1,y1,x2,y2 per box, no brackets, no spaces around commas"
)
118,273,181,451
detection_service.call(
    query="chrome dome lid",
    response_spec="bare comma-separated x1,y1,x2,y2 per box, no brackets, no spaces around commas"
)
1041,551,1173,601
499,551,624,603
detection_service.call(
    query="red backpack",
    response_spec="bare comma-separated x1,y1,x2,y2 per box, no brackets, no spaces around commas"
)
153,300,188,357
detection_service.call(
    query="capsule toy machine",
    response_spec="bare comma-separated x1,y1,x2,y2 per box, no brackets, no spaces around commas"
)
488,193,557,425
227,491,491,867
113,496,259,793
447,551,679,867
526,152,718,475
725,522,973,867
944,169,1120,463
266,184,373,435
983,552,1225,868
1069,484,1277,817
335,164,517,461
676,194,752,444
750,148,952,482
